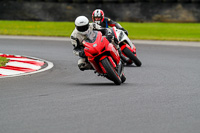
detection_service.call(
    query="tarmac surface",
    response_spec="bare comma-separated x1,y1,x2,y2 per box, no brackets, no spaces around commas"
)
0,36,200,133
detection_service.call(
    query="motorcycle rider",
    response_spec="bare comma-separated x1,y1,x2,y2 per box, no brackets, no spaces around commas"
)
70,15,120,71
92,9,128,36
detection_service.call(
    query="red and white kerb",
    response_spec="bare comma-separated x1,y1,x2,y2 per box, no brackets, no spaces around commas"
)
0,54,45,76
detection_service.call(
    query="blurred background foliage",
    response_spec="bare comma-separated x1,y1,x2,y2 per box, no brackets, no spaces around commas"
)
1,0,200,3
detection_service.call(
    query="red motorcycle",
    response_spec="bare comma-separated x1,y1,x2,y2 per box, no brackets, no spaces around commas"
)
110,27,142,67
82,31,126,85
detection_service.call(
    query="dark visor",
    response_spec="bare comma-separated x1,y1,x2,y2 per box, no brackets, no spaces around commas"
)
93,16,102,21
76,24,89,32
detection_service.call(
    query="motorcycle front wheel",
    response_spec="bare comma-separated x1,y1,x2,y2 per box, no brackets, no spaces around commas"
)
122,47,142,67
101,58,121,85
121,73,126,83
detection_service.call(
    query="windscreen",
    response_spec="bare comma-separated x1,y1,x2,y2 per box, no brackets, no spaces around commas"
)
85,31,98,43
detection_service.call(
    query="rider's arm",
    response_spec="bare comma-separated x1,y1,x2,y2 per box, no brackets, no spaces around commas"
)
70,34,85,57
91,23,117,44
106,17,121,28
92,23,111,35
93,23,118,42
107,17,128,35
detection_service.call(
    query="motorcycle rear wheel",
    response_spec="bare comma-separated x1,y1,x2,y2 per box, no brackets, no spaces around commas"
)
101,58,121,85
123,47,142,67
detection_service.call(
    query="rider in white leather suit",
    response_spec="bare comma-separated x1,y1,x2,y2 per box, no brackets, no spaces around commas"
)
70,16,119,71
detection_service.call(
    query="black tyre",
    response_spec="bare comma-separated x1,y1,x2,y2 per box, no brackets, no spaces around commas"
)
121,73,126,83
123,47,142,67
101,58,121,85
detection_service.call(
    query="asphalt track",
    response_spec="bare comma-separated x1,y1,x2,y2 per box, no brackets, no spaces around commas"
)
0,36,200,133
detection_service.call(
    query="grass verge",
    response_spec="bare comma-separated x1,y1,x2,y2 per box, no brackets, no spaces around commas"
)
0,20,200,41
0,57,9,67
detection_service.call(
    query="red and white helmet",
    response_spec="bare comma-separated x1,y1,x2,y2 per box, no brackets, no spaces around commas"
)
92,9,104,25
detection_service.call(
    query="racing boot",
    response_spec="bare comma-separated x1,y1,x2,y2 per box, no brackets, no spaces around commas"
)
117,47,129,64
78,58,94,71
113,38,129,64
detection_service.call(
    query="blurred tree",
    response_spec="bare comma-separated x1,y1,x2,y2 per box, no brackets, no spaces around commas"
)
191,0,200,2
146,0,163,2
72,0,87,3
87,0,103,3
177,0,191,2
3,0,199,3
162,0,178,2
44,0,58,2
118,0,134,3
132,0,149,2
102,0,118,3
57,0,73,2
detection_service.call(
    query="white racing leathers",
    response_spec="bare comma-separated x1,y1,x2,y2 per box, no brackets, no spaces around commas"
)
70,23,104,71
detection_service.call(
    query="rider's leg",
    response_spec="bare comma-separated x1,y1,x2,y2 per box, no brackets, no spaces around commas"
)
113,41,129,63
117,47,129,63
78,57,93,71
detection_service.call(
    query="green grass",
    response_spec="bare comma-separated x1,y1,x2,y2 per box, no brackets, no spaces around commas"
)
0,20,200,41
0,20,74,37
0,57,9,67
120,22,200,41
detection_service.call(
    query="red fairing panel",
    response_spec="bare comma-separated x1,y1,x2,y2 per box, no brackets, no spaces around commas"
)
83,31,121,74
107,43,120,64
112,27,118,38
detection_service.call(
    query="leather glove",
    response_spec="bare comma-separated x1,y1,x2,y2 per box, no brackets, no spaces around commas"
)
120,28,128,36
106,34,113,43
124,30,128,36
114,37,119,45
79,50,86,58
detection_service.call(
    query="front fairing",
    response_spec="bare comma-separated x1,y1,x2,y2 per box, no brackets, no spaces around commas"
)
83,31,120,73
83,31,106,57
